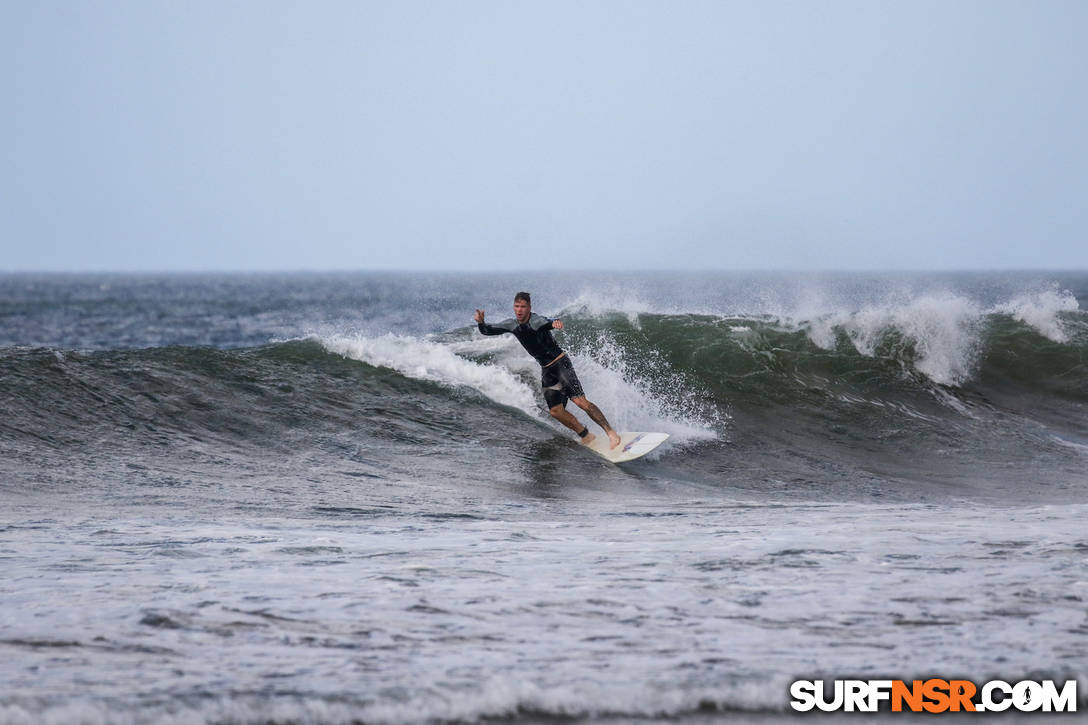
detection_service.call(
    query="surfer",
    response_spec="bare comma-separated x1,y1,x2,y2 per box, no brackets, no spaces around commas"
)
475,292,622,449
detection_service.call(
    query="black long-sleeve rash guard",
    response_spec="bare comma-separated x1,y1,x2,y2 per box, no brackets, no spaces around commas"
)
477,313,564,366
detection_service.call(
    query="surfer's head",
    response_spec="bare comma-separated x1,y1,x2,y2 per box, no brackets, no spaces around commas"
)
513,292,531,323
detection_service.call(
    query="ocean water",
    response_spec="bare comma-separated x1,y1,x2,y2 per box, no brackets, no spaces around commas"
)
1,271,1086,724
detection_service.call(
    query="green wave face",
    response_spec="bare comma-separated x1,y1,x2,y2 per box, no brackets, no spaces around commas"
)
2,311,1085,503
557,310,1088,402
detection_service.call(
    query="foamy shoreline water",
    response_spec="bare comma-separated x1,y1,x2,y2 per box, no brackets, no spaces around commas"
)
2,502,1086,724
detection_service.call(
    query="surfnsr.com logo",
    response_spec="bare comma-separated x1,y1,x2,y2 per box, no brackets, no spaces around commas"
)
790,679,1078,713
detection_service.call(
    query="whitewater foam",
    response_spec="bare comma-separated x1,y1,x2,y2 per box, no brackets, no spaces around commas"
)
319,332,716,446
319,333,539,417
0,677,785,725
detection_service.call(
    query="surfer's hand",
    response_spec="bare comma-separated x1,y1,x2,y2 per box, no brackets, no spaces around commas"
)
474,309,485,323
552,319,563,330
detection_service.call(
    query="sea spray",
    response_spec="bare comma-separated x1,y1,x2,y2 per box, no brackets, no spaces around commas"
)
833,293,983,387
992,284,1080,343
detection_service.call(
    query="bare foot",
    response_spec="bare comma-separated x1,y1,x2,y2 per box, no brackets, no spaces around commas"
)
608,431,622,449
580,433,597,446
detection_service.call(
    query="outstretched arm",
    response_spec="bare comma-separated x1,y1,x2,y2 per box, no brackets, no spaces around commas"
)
475,309,510,336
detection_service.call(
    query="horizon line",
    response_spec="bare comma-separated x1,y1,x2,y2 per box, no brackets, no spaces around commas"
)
3,266,1088,276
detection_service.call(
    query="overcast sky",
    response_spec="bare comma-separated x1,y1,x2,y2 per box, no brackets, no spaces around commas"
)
2,1,1086,272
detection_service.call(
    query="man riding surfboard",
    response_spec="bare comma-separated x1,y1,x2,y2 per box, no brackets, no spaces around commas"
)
475,292,622,449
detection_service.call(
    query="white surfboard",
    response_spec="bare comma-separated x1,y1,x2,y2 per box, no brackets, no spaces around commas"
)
583,431,669,463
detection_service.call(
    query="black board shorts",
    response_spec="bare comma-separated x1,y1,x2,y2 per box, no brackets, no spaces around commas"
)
541,355,585,408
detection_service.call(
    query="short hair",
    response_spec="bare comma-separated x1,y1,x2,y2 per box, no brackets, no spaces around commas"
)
514,291,531,305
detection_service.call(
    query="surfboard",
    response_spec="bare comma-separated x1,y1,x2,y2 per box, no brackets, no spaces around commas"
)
583,431,669,463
